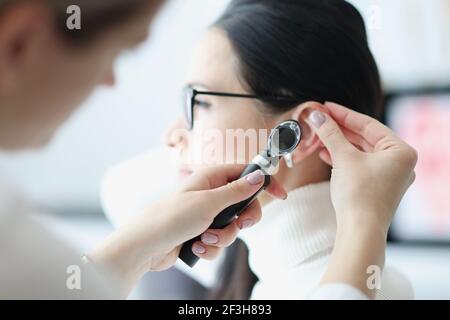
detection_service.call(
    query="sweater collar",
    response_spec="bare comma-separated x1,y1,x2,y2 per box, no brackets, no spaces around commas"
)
240,181,336,274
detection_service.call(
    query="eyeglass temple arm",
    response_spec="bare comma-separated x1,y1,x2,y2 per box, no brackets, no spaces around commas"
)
194,90,323,103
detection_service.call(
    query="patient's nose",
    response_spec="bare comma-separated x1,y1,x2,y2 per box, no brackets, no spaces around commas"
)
163,118,188,148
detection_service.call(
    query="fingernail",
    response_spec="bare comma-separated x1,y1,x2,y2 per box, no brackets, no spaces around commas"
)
192,243,206,254
240,219,254,229
246,170,264,185
309,110,326,128
201,232,219,245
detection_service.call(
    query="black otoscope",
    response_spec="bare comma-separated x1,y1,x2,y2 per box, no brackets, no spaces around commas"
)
178,120,303,267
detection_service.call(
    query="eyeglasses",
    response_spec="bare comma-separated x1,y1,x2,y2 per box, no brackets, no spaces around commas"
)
182,86,316,130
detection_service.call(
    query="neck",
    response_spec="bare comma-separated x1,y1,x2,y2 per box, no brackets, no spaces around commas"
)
259,152,331,207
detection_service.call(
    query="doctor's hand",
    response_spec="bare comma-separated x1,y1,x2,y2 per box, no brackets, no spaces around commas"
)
306,102,418,298
306,102,417,238
89,164,286,295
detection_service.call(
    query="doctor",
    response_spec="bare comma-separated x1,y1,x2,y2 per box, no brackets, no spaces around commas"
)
0,0,417,299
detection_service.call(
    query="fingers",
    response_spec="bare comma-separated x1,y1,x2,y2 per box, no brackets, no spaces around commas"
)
208,169,266,209
324,102,395,147
181,164,248,193
191,241,222,260
306,110,357,161
199,164,248,189
193,200,263,259
201,201,262,247
202,221,241,247
192,164,287,202
236,199,262,229
341,126,375,152
192,221,240,260
264,176,288,200
318,148,332,166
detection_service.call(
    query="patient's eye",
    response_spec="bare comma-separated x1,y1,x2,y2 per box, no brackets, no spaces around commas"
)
194,99,211,109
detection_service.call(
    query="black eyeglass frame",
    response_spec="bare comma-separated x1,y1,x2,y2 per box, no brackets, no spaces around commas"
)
183,86,323,130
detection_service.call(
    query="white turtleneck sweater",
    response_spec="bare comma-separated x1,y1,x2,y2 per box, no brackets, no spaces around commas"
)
101,151,415,299
240,181,414,300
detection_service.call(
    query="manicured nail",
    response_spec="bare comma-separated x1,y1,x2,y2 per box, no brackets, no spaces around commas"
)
240,219,254,229
201,232,219,245
309,110,326,128
246,170,264,185
192,243,206,254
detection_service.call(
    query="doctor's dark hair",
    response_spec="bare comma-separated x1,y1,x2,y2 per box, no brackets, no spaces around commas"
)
209,0,383,300
0,0,161,42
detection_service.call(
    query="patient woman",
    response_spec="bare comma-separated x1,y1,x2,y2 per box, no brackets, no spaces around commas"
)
161,0,413,299
104,0,412,299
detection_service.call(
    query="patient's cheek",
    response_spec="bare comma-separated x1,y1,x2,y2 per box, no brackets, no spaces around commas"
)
182,127,225,167
186,122,266,167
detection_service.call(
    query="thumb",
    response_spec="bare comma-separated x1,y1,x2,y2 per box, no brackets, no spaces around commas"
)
307,110,355,160
208,169,265,210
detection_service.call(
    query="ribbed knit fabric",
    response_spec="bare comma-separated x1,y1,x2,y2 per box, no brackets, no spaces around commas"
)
239,182,414,300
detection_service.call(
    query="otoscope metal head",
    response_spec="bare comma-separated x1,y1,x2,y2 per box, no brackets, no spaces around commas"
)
268,120,302,157
253,120,302,174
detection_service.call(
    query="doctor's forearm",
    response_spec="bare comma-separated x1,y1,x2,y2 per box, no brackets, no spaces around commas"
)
321,217,388,299
88,223,160,298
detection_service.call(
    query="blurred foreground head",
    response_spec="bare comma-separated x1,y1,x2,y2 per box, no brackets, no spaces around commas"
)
0,0,163,150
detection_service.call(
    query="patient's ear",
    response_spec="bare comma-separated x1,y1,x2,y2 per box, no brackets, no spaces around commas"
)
289,101,327,164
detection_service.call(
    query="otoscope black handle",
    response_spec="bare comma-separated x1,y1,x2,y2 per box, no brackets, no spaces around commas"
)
179,163,271,267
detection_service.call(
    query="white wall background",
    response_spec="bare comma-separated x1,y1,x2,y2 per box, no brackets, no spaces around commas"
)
356,0,450,89
0,0,449,212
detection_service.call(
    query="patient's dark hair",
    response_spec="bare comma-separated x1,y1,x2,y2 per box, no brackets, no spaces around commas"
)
209,0,383,299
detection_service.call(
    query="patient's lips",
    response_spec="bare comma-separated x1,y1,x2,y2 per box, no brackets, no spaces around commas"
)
178,166,193,178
